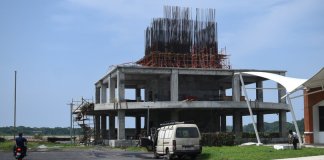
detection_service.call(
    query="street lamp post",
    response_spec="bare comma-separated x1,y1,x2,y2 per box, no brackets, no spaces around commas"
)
13,71,17,139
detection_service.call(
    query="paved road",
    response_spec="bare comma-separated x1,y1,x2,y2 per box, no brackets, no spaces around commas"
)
0,149,155,160
274,155,324,160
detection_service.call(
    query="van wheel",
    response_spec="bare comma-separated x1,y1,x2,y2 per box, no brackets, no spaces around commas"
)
154,151,160,159
165,149,173,160
190,154,197,159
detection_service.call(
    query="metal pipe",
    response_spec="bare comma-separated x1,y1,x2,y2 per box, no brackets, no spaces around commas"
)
286,95,303,148
239,73,262,145
14,71,17,139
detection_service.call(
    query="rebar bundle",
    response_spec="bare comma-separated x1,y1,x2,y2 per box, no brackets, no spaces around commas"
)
145,6,217,55
138,6,230,69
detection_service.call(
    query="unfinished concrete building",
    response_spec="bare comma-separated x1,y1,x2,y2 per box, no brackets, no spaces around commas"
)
94,66,288,141
79,6,291,145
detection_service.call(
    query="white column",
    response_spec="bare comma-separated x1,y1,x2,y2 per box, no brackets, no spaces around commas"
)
171,69,179,101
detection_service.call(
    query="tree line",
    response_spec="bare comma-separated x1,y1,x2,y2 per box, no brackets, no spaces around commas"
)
0,126,82,136
0,119,304,136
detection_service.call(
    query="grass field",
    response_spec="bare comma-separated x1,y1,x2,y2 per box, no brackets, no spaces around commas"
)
199,146,324,160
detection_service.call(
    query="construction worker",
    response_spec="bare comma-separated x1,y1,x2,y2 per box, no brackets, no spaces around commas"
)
288,130,298,150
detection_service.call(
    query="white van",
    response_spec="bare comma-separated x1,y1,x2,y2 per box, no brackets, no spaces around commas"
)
153,122,202,159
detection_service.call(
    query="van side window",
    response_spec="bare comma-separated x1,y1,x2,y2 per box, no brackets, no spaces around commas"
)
176,127,199,138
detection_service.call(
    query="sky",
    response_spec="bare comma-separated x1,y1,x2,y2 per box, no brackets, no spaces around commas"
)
0,0,323,128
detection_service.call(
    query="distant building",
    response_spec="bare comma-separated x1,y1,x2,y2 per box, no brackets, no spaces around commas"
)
304,87,324,144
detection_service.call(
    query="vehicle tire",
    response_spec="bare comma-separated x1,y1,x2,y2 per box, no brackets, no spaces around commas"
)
190,154,197,160
153,151,160,159
166,149,173,160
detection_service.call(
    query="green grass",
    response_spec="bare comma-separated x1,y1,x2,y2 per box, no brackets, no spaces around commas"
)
198,146,324,160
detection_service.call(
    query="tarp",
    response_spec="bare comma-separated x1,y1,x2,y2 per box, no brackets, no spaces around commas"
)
302,67,324,90
242,72,307,93
243,67,324,93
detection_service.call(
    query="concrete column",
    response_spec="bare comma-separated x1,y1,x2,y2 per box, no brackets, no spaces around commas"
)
221,114,227,132
101,114,107,139
232,74,241,102
117,70,125,102
214,113,221,132
256,81,263,102
95,86,100,104
136,88,141,101
233,111,242,137
100,83,108,103
144,87,148,102
95,114,100,140
279,111,287,137
278,72,286,103
109,113,116,139
108,76,116,103
135,116,141,137
117,110,126,140
152,79,158,101
171,110,179,122
257,112,264,132
171,70,179,101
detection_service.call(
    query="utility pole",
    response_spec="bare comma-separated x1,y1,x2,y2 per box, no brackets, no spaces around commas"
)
68,100,74,145
13,71,17,140
147,106,150,136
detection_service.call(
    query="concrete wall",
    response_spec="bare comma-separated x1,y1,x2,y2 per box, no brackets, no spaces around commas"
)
179,75,226,101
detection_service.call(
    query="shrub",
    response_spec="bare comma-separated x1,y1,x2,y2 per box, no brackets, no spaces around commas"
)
201,132,235,146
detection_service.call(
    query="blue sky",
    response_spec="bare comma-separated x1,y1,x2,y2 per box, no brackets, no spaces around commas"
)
0,0,323,128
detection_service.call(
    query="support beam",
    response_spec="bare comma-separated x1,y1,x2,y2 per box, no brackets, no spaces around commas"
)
95,87,100,104
279,111,287,138
233,111,242,137
101,114,107,139
257,113,264,132
171,69,179,101
95,114,100,140
117,70,125,102
221,114,226,132
239,73,261,145
287,95,303,147
109,76,116,103
171,110,179,122
232,74,241,102
109,113,116,139
278,72,286,103
256,81,263,102
136,88,141,102
117,110,126,140
214,112,220,132
135,116,141,137
100,83,108,103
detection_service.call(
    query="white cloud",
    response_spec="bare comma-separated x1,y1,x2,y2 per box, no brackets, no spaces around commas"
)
228,0,324,56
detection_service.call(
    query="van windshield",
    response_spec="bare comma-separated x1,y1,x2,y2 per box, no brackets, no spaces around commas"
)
176,127,199,138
